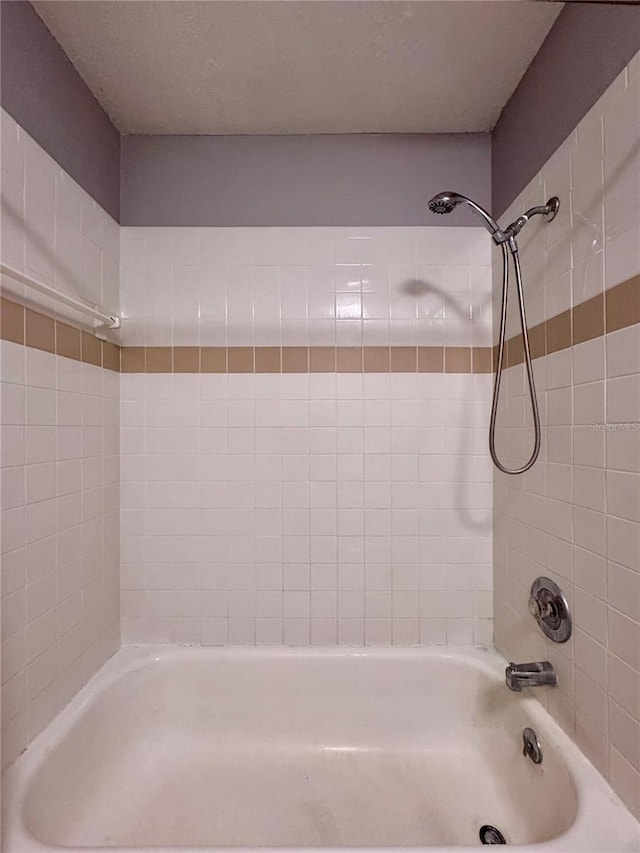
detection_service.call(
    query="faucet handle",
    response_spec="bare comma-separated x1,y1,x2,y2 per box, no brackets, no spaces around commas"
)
529,577,572,643
528,596,543,620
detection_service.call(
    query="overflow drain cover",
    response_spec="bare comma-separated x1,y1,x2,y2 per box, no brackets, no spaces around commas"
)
479,825,507,844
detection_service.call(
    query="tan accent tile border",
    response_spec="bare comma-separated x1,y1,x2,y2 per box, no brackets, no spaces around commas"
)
336,347,362,373
121,346,145,373
444,347,471,373
201,347,227,373
228,347,254,373
173,347,200,373
2,273,638,374
282,346,309,373
56,322,81,361
309,346,336,372
113,344,490,374
500,273,639,364
255,347,280,373
528,323,546,361
390,346,417,372
1,298,24,344
0,299,119,371
81,331,102,367
25,309,55,353
363,347,389,373
146,346,172,373
546,309,572,355
506,334,524,368
472,347,493,374
102,341,120,372
573,293,604,344
606,274,640,334
418,347,444,372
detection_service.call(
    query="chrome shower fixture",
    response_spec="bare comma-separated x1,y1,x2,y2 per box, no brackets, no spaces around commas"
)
427,191,561,475
427,192,559,249
427,192,502,238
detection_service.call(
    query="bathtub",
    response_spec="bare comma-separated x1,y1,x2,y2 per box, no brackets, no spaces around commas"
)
2,647,639,852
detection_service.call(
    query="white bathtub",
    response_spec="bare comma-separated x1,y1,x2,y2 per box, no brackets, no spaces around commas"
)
2,646,639,852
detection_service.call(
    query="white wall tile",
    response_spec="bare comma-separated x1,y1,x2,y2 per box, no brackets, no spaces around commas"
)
121,370,492,648
1,121,120,770
120,225,491,347
493,50,640,821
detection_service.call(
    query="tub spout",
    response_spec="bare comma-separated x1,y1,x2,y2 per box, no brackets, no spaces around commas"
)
505,661,557,692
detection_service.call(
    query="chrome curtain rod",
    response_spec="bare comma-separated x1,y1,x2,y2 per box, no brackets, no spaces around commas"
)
0,263,121,330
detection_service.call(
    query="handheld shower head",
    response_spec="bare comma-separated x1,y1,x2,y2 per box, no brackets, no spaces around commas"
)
427,191,502,239
427,192,459,215
426,189,561,476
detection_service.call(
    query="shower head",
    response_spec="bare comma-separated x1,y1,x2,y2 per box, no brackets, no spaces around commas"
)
428,193,458,215
427,191,502,239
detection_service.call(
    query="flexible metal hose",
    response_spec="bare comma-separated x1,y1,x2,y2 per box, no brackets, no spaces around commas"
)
489,242,541,474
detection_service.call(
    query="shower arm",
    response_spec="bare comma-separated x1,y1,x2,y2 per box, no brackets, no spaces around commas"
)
426,192,559,249
460,200,561,251
501,199,561,250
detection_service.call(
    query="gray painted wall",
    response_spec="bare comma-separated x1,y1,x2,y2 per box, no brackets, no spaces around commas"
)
120,133,491,227
2,1,638,226
492,3,640,217
0,0,120,220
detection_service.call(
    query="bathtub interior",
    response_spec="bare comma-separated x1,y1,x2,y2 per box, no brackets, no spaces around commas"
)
21,651,580,849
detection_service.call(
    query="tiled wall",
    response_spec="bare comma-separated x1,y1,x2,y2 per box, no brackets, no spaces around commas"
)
119,226,492,348
492,50,640,818
1,110,120,323
0,110,121,769
119,226,494,646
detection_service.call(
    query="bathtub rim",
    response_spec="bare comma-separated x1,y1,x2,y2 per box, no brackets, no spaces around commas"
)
2,644,639,853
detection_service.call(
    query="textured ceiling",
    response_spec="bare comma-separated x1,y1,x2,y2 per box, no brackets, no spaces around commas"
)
32,1,562,135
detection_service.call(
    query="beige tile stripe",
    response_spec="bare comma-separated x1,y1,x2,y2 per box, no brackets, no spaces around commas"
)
0,298,120,371
500,273,640,368
119,344,493,374
2,273,638,374
0,297,491,375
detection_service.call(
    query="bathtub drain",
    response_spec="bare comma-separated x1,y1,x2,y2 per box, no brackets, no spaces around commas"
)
479,825,507,844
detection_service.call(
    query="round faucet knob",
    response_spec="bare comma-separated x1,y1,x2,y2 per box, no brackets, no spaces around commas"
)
528,596,543,620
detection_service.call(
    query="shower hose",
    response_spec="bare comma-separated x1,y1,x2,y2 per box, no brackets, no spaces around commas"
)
489,241,541,475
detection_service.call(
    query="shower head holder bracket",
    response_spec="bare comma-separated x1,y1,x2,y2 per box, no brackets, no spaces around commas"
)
544,196,560,222
504,197,560,243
